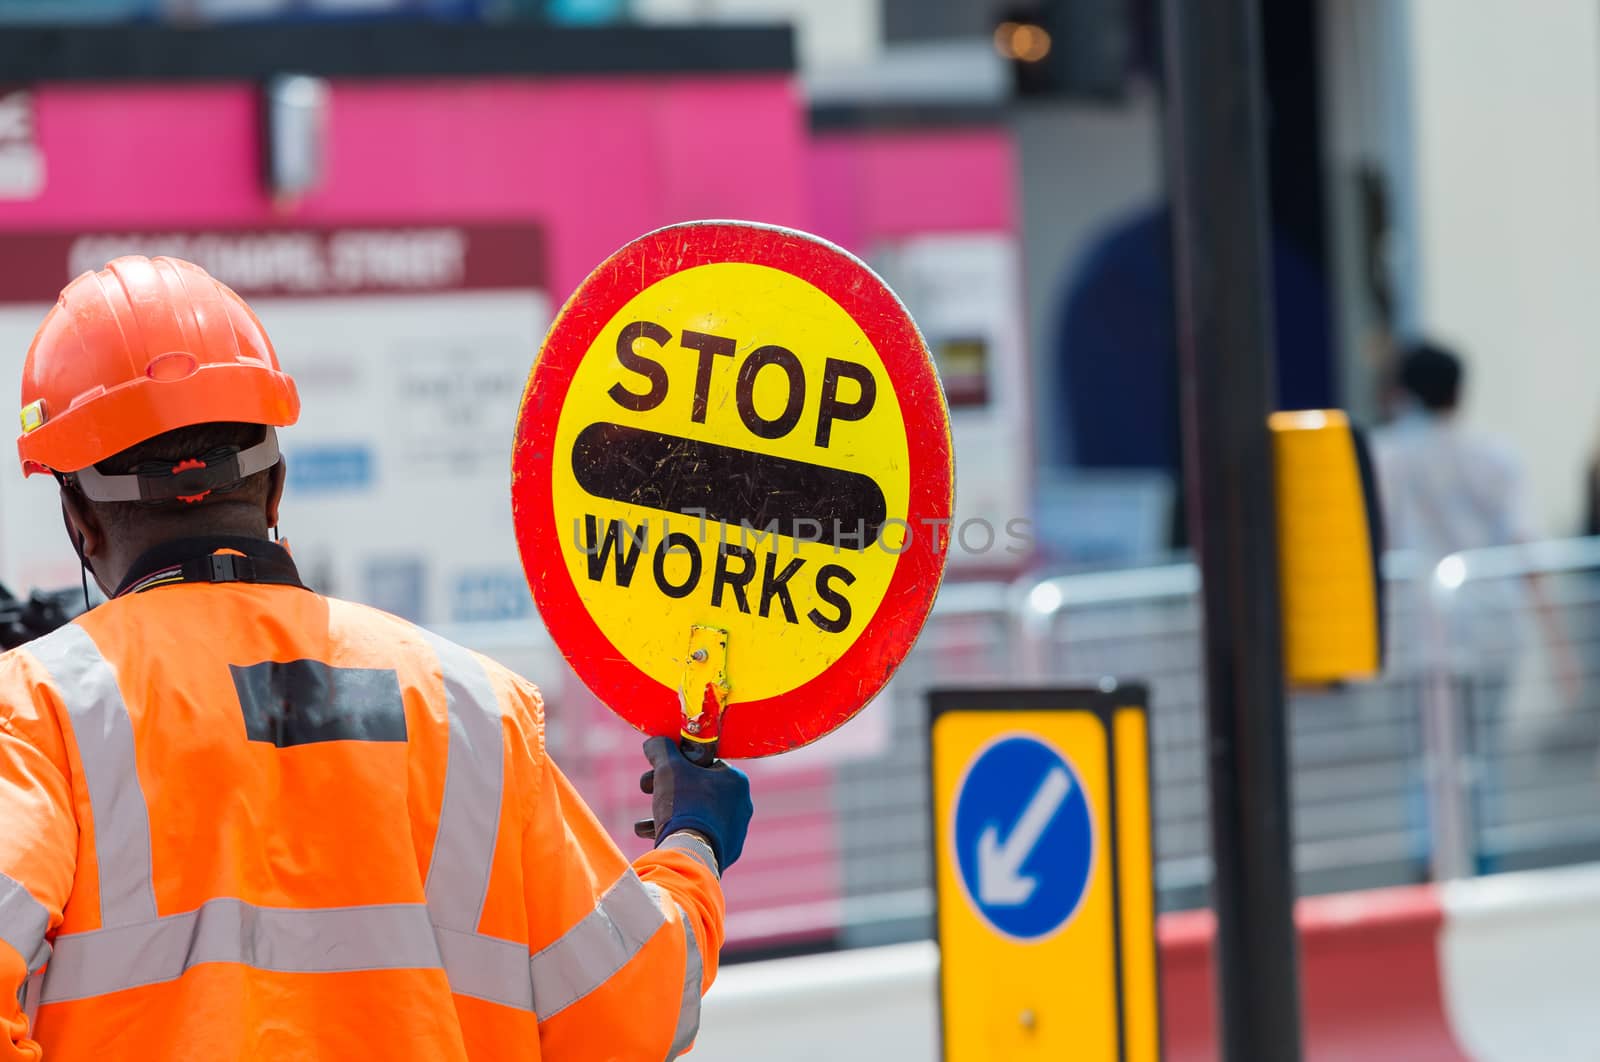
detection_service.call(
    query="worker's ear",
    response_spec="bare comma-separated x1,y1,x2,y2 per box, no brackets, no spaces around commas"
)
59,484,103,562
265,459,286,530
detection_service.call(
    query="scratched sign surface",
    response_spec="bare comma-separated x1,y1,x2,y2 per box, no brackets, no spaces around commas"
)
513,221,954,756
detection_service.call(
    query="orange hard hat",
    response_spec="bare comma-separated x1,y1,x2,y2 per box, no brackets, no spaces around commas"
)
17,255,300,476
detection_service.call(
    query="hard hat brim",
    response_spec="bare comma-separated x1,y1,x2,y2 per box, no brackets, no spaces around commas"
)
17,363,300,476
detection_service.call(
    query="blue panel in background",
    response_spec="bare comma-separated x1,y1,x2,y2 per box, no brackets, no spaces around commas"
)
545,0,626,25
451,569,532,623
286,445,374,493
157,1,488,21
364,557,426,623
0,0,160,21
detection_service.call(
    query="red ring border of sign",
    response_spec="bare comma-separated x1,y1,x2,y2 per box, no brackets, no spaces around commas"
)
513,220,955,758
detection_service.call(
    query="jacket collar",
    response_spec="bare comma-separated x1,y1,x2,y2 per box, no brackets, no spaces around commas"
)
116,535,304,597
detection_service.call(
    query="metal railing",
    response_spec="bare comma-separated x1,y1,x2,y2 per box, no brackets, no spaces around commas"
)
429,537,1600,952
1427,538,1600,878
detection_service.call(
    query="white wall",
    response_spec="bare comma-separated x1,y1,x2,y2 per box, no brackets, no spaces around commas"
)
1402,0,1600,536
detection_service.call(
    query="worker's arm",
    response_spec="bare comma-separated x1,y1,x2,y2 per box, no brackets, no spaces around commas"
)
0,652,78,1059
631,737,755,1043
519,702,751,1061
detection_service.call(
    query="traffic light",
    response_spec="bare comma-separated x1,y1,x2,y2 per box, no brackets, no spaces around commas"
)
994,0,1129,101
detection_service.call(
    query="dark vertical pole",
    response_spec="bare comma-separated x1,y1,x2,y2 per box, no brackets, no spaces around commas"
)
1159,1,1305,1060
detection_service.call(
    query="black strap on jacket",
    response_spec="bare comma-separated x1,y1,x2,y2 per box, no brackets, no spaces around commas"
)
115,535,307,598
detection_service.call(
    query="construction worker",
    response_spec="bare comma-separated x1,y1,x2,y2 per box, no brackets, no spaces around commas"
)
0,255,753,1060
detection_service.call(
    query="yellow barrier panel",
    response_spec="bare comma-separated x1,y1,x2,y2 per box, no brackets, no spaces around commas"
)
1269,409,1383,685
929,688,1159,1061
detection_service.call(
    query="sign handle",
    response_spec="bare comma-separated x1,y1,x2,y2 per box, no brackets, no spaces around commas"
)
679,625,730,767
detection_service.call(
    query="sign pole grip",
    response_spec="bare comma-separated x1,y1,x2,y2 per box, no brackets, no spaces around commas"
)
632,624,731,843
679,625,730,767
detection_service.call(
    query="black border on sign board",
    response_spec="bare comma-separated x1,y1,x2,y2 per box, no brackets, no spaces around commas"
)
925,684,1159,1062
0,23,794,82
1349,424,1387,672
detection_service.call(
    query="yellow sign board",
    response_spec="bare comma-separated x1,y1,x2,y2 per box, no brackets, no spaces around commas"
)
1269,409,1383,686
513,221,954,758
929,687,1159,1061
550,261,912,701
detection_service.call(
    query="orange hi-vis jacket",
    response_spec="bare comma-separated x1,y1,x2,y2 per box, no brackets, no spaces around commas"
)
0,537,724,1060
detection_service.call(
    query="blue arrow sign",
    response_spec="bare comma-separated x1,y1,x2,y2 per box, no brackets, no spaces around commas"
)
953,734,1094,940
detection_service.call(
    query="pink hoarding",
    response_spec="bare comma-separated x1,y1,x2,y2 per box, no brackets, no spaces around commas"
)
3,77,809,300
807,126,1019,253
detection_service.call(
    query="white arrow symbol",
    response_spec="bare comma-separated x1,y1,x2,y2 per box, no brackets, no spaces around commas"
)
978,766,1072,907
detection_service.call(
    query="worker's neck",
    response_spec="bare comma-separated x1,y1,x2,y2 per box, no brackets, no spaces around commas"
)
93,510,271,597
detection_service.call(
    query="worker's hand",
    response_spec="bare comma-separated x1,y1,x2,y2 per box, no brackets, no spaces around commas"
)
633,737,753,871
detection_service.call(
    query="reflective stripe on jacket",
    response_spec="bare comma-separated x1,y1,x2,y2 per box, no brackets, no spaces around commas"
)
0,581,722,1060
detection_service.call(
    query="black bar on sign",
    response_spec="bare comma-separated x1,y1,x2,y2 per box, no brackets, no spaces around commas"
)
571,422,887,550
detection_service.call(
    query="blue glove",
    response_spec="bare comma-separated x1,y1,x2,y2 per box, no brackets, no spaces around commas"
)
633,737,753,870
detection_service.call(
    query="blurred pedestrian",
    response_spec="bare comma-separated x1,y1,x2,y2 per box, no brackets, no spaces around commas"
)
1373,340,1581,871
0,256,752,1059
1372,342,1531,558
1372,343,1577,686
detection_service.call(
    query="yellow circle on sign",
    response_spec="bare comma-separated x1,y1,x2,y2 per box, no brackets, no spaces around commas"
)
550,261,911,702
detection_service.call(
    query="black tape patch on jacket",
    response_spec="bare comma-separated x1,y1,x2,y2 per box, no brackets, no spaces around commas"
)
230,660,407,747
